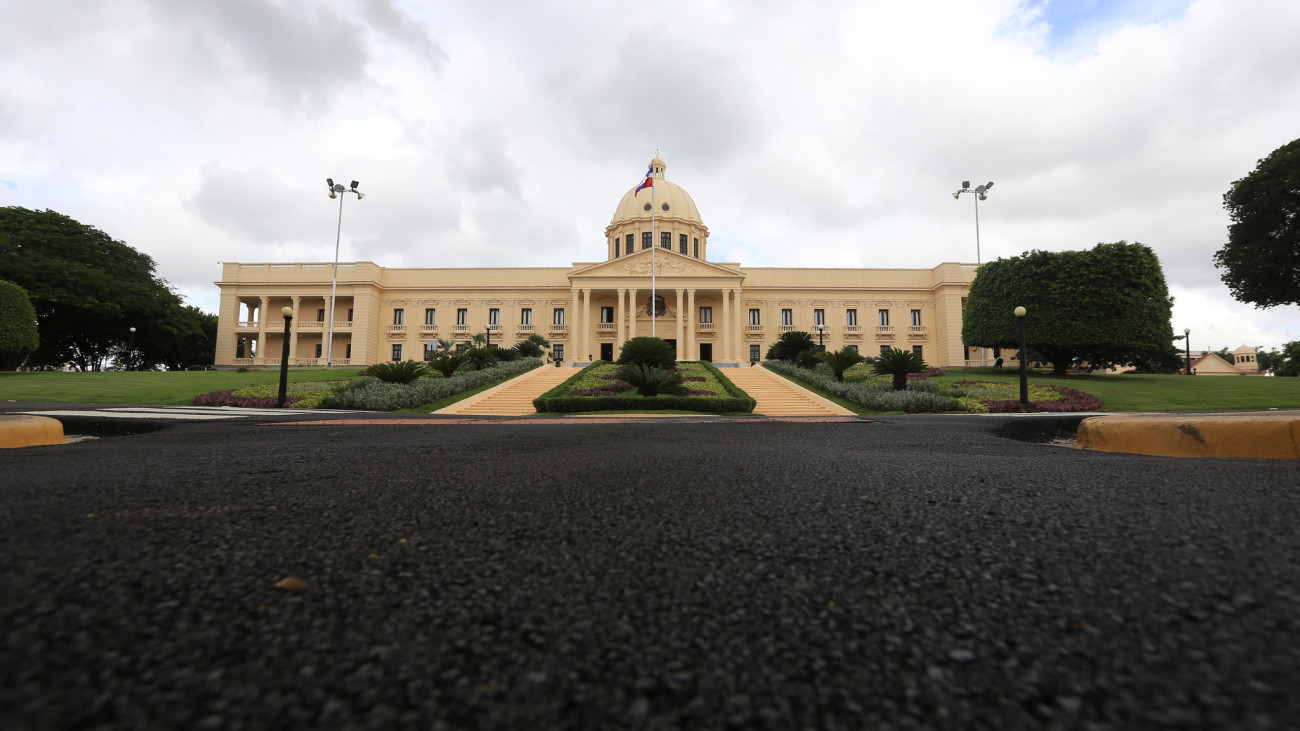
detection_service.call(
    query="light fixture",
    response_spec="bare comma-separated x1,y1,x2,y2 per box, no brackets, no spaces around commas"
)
954,178,996,366
325,178,364,367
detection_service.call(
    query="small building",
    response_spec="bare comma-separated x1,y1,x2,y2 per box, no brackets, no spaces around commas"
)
1189,345,1261,376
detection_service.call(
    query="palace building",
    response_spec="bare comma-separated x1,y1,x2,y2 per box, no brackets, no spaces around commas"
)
215,158,977,367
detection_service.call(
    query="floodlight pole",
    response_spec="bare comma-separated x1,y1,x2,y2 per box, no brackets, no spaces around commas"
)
325,179,363,367
954,180,994,366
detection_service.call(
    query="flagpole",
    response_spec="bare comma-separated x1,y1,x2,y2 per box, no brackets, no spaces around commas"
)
651,167,657,338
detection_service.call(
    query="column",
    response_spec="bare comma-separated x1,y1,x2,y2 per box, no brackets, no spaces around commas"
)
569,289,579,364
686,289,696,360
675,288,685,361
720,289,731,362
581,288,592,361
256,295,269,363
733,289,744,364
628,288,638,340
616,289,626,347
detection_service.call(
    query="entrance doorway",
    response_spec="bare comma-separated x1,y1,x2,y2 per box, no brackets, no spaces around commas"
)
599,342,613,361
700,343,712,362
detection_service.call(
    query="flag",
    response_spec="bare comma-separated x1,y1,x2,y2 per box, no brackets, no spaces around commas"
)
635,165,653,196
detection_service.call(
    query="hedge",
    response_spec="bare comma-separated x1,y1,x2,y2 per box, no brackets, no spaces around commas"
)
330,358,543,411
534,360,756,414
764,360,960,413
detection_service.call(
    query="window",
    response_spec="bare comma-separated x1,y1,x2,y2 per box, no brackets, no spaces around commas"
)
911,309,922,327
553,308,565,325
679,234,687,253
347,308,354,322
317,308,325,322
878,309,890,327
845,344,858,354
613,239,619,258
521,308,532,325
993,347,1002,358
693,238,699,258
781,309,793,326
392,344,402,361
488,308,500,325
749,309,760,325
315,344,322,358
813,308,825,327
750,344,760,363
346,344,352,359
424,343,437,361
661,231,671,249
600,306,614,323
553,344,565,363
425,308,436,325
457,308,468,325
699,306,713,323
393,308,404,325
846,309,857,326
642,231,652,250
913,345,923,357
625,234,634,255
881,345,890,357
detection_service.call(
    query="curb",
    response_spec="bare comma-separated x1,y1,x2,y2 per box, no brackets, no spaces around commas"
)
0,414,67,449
1077,412,1300,459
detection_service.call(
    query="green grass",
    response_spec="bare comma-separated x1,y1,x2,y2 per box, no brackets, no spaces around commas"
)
0,368,365,406
928,369,1300,411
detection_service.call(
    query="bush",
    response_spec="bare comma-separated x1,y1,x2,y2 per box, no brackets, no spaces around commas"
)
874,347,929,390
617,337,676,369
616,363,686,397
365,360,431,384
766,330,815,362
765,360,960,413
464,346,499,370
534,361,755,414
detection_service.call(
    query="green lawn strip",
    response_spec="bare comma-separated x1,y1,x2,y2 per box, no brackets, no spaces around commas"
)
762,365,881,415
0,368,364,405
927,369,1300,411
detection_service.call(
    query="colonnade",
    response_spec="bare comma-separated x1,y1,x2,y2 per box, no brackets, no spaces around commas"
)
566,286,745,362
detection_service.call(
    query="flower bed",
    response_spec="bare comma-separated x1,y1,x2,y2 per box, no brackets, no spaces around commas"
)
194,381,342,409
533,361,754,414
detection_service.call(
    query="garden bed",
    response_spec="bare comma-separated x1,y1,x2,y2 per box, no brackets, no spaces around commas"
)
533,361,755,414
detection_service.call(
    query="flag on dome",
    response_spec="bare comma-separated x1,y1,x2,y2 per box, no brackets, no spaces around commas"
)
634,165,653,196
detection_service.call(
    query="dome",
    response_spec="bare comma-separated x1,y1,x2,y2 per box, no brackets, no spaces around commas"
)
608,158,704,227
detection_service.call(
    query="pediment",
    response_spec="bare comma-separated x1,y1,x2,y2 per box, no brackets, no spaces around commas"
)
569,249,743,279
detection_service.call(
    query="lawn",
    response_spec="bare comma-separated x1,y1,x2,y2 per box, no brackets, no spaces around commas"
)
0,368,365,406
927,368,1300,412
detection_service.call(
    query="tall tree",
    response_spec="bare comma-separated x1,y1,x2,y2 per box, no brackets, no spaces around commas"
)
0,280,39,370
0,207,207,370
1214,138,1300,308
963,242,1177,375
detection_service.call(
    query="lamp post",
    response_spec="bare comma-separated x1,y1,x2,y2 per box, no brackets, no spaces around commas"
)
816,323,825,351
127,326,136,371
1174,327,1192,375
954,180,994,366
277,307,293,407
485,324,492,348
325,178,364,366
1015,306,1029,409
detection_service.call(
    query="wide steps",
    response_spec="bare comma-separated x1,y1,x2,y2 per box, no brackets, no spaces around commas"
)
436,367,574,416
723,367,853,416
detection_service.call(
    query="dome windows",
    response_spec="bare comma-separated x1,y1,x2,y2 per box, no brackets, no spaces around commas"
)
661,203,670,211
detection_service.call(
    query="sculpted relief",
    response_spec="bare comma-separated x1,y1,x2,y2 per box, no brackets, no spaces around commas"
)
615,258,698,276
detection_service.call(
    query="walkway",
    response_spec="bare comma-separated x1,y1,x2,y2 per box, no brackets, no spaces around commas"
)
724,366,854,416
435,365,574,416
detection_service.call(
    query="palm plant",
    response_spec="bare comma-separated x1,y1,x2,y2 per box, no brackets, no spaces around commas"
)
470,332,488,348
765,330,815,362
427,352,468,377
365,360,430,384
617,336,676,369
812,346,866,382
873,347,928,391
464,346,499,370
615,363,685,397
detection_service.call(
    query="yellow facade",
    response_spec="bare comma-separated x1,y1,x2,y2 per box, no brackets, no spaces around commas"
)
215,159,977,367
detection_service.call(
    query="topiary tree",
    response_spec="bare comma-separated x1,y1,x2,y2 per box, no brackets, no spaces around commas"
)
617,336,676,369
874,347,928,391
765,330,815,362
365,360,430,384
0,280,39,370
812,346,866,382
616,362,686,397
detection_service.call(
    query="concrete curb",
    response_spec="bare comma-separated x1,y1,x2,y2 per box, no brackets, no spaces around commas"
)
1077,412,1300,459
0,414,67,449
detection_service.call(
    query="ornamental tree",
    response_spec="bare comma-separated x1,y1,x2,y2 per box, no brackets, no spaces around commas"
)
962,242,1176,375
0,280,39,370
1214,138,1300,308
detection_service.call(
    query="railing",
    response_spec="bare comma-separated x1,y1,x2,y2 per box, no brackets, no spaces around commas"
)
452,324,469,334
236,321,258,329
420,324,437,333
844,325,861,333
328,359,351,366
746,324,763,333
264,358,280,365
334,321,352,330
549,324,567,333
697,322,715,332
388,324,405,332
517,324,533,333
597,323,616,332
298,321,323,330
908,326,926,339
877,326,895,338
779,324,794,332
296,358,318,365
487,324,501,333
233,358,254,365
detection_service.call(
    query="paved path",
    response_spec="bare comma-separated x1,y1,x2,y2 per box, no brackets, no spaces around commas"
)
435,365,574,415
724,365,853,416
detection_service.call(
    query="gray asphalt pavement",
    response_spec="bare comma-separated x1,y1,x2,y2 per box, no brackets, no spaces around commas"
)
2,413,1298,729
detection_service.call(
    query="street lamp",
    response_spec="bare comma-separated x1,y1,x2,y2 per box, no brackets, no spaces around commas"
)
954,180,994,366
127,326,136,371
816,323,825,351
1015,306,1029,409
277,307,293,407
485,324,492,348
325,178,364,366
1174,327,1192,375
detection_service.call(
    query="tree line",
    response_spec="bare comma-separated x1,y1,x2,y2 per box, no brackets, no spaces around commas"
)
0,207,216,371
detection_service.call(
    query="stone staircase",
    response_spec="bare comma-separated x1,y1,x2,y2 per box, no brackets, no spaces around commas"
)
724,366,854,416
435,366,575,416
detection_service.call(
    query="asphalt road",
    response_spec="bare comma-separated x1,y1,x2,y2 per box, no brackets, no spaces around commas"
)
2,412,1298,729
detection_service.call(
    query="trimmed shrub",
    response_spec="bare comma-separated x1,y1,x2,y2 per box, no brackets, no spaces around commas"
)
617,337,676,369
766,360,960,413
874,347,929,390
534,360,755,414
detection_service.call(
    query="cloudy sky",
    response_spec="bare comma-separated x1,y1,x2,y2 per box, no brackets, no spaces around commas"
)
3,0,1297,352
